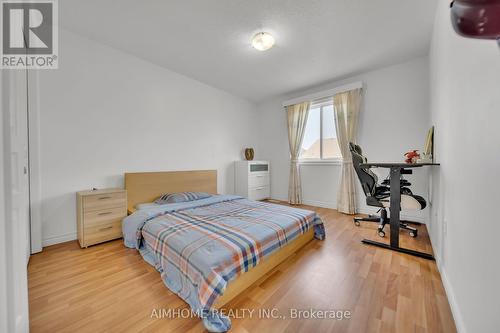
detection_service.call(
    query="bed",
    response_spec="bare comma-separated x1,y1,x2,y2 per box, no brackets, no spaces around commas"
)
122,170,325,332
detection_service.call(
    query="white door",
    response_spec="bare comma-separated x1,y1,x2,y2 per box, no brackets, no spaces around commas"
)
1,69,31,332
9,70,31,263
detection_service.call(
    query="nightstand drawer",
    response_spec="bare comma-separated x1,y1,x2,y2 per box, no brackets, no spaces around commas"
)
83,192,126,211
83,206,126,227
248,185,270,201
248,174,270,187
83,220,122,246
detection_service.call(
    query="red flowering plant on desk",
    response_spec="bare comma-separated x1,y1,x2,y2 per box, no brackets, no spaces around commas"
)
404,150,420,164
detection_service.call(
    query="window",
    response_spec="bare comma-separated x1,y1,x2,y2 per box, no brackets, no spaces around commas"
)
300,101,342,161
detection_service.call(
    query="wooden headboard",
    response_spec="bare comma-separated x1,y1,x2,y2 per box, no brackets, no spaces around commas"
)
124,170,217,213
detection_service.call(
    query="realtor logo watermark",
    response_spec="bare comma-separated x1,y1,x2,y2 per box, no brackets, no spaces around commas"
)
1,0,58,69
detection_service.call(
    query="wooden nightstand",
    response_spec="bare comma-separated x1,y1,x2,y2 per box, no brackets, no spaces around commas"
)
76,188,127,248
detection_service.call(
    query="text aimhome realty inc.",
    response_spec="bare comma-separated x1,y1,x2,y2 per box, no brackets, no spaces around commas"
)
150,307,352,320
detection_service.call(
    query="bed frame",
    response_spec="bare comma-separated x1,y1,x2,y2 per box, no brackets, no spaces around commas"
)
124,170,315,308
124,170,217,214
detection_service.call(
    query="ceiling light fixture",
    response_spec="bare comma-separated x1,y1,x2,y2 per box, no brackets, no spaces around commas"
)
251,32,275,51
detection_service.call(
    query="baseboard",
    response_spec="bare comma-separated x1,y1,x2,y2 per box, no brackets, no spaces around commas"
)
270,196,288,203
436,260,466,333
269,196,337,210
301,199,336,209
42,232,77,247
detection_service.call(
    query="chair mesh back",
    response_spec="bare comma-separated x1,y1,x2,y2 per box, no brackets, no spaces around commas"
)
349,142,377,197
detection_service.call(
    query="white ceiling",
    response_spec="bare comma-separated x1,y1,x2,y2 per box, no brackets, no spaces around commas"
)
60,0,437,102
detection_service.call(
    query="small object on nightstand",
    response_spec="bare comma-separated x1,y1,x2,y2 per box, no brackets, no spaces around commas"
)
76,188,127,248
244,148,255,161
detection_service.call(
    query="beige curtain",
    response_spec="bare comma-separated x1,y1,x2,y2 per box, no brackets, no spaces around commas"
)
286,101,310,204
333,88,362,214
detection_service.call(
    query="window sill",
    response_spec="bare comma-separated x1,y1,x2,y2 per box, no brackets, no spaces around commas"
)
298,159,342,166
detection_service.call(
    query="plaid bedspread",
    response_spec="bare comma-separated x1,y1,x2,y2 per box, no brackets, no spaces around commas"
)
133,195,325,331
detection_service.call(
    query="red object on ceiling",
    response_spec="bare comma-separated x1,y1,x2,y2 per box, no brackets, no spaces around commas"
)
450,0,500,40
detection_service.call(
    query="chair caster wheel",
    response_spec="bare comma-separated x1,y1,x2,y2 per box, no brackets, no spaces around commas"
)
378,230,385,238
409,231,418,238
354,219,361,226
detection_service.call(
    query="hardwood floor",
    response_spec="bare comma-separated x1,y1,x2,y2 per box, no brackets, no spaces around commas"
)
28,205,456,333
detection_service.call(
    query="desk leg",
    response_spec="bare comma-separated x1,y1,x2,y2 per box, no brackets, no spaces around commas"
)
389,167,401,248
361,167,435,261
361,239,435,260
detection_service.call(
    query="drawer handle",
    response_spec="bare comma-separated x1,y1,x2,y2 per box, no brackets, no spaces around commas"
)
99,226,113,231
98,212,112,216
98,196,112,200
256,187,266,190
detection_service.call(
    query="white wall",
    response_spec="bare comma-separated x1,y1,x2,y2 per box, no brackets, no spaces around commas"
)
258,57,431,221
428,2,500,333
37,29,259,246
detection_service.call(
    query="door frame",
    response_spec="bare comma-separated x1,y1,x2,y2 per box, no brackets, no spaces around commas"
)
27,70,42,253
0,67,9,333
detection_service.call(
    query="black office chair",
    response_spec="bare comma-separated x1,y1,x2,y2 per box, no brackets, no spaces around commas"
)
349,143,426,238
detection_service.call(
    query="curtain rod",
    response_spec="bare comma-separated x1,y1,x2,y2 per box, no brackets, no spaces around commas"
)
282,81,363,107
